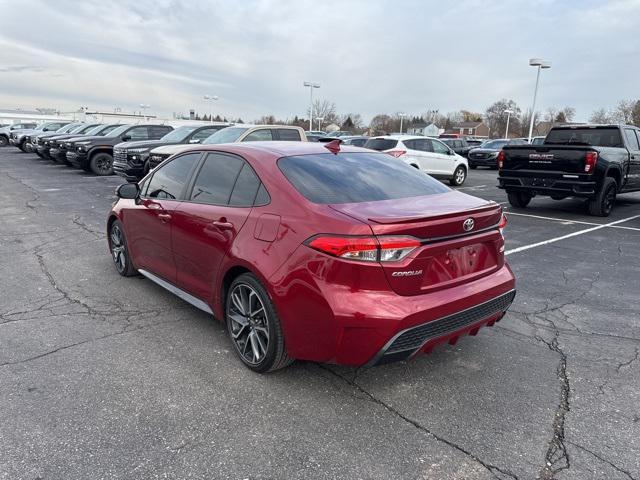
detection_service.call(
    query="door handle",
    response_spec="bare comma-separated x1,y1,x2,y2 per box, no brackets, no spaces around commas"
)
157,213,172,223
212,220,234,230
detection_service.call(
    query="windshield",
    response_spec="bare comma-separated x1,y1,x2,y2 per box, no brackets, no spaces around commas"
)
105,125,131,137
56,124,79,133
482,140,508,149
83,125,106,135
161,126,197,142
545,128,624,147
278,152,449,204
67,124,89,134
203,127,248,144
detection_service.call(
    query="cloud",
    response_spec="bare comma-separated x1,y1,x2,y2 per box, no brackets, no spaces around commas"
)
0,0,639,122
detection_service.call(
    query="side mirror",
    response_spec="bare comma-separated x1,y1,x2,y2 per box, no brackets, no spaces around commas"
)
448,149,455,155
121,134,131,142
189,138,201,143
115,183,139,199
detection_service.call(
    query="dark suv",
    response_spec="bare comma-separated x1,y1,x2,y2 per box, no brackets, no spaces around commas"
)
113,124,226,180
34,123,90,158
441,138,472,157
67,124,173,175
468,138,528,169
49,124,119,163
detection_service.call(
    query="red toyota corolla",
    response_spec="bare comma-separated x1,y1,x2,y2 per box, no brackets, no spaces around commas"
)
107,141,516,372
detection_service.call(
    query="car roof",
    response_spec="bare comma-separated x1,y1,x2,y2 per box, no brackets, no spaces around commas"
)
371,134,427,141
157,141,368,158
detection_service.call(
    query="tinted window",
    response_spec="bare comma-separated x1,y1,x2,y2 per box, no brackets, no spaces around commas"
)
191,127,223,142
278,152,450,204
624,129,640,150
254,184,271,205
145,153,200,200
277,129,301,141
531,137,545,145
229,164,261,207
190,153,244,205
150,126,172,139
350,138,368,147
244,129,273,141
161,126,196,142
416,139,434,152
105,125,131,137
126,126,149,140
483,140,508,149
364,138,398,151
545,128,624,147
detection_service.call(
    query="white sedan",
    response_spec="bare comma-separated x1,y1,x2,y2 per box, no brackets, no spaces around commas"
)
364,135,469,186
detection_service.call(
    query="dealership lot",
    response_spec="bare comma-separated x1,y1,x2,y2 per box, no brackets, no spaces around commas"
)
1,149,639,479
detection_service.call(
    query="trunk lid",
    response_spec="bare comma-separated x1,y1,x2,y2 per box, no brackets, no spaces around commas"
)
330,191,504,295
502,145,597,173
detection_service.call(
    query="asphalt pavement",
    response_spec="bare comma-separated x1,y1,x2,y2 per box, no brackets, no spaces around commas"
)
1,150,639,480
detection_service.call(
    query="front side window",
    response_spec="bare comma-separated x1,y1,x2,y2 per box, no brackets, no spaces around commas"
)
160,126,197,142
278,152,449,204
127,126,149,141
150,126,172,139
191,127,224,143
145,153,200,200
190,153,245,205
243,129,273,142
432,140,450,154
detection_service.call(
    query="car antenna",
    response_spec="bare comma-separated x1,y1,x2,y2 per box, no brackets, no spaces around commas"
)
324,139,341,154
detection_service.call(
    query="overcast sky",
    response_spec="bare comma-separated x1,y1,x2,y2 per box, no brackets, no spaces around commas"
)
0,0,638,122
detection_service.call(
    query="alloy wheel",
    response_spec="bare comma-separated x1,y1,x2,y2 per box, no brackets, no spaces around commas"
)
110,224,127,273
97,156,111,174
227,283,270,365
455,167,466,184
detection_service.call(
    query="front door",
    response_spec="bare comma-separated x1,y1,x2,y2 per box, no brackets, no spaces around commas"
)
172,152,261,302
623,128,640,190
430,138,457,176
125,152,201,283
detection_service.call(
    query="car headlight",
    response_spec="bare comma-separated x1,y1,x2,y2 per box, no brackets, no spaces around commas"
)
127,148,149,153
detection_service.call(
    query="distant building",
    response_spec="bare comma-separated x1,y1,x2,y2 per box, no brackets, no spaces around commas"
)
446,121,490,138
407,123,441,137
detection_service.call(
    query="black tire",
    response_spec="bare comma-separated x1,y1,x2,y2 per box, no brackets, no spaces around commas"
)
90,152,114,176
0,136,8,147
449,165,467,186
470,165,477,169
507,191,532,208
588,177,617,217
108,220,137,277
550,195,566,201
225,273,293,373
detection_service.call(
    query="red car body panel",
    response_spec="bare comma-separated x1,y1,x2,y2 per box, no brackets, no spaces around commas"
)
108,142,516,367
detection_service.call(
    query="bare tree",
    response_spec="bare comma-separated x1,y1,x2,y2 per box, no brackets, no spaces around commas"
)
632,101,640,127
611,100,635,124
589,108,612,124
369,114,393,135
308,99,338,125
485,99,522,138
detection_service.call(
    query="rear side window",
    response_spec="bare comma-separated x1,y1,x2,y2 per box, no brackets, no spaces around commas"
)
127,126,149,140
150,126,172,139
229,164,261,207
145,153,200,200
364,138,398,151
432,140,450,154
190,153,244,204
545,128,624,147
350,138,367,147
277,129,301,141
624,129,640,150
278,152,449,204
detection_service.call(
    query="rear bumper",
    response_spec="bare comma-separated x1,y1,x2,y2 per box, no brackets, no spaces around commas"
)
469,156,498,167
498,174,597,197
271,252,517,367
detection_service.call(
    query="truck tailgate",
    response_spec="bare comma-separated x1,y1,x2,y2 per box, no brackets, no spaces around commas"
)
502,145,596,173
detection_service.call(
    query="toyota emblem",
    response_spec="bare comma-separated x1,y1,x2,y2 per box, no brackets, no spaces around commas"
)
463,218,475,231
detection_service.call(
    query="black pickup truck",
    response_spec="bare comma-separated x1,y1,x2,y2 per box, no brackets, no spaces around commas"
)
498,125,640,216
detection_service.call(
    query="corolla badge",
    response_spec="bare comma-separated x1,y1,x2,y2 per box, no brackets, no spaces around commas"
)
392,270,423,277
463,218,475,231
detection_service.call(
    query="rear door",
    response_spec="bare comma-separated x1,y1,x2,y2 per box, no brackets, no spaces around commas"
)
275,128,302,141
124,152,201,283
172,152,260,301
623,128,640,190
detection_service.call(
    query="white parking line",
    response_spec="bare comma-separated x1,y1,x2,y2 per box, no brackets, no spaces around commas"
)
505,214,640,256
458,184,487,190
505,211,599,226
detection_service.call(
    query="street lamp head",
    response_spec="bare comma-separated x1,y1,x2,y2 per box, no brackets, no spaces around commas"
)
529,58,551,68
504,109,514,114
398,112,406,117
540,61,552,69
304,81,320,88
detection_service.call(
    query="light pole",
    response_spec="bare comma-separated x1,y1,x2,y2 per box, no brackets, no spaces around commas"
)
303,81,320,131
504,109,514,139
398,113,406,134
527,58,551,142
203,95,219,123
316,117,324,131
140,104,150,121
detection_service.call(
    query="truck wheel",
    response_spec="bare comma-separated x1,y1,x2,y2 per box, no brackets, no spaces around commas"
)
450,165,467,186
0,136,8,147
588,177,616,217
507,191,532,208
90,153,114,176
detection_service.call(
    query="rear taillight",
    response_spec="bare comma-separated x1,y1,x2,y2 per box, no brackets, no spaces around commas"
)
387,150,406,158
306,235,420,262
497,150,505,169
584,151,598,173
498,213,507,236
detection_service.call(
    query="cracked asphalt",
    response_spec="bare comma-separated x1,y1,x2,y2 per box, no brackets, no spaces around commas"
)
1,149,639,480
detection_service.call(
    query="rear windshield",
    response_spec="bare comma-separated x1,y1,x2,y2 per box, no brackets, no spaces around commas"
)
545,128,624,147
278,152,449,204
482,140,508,149
363,138,398,151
